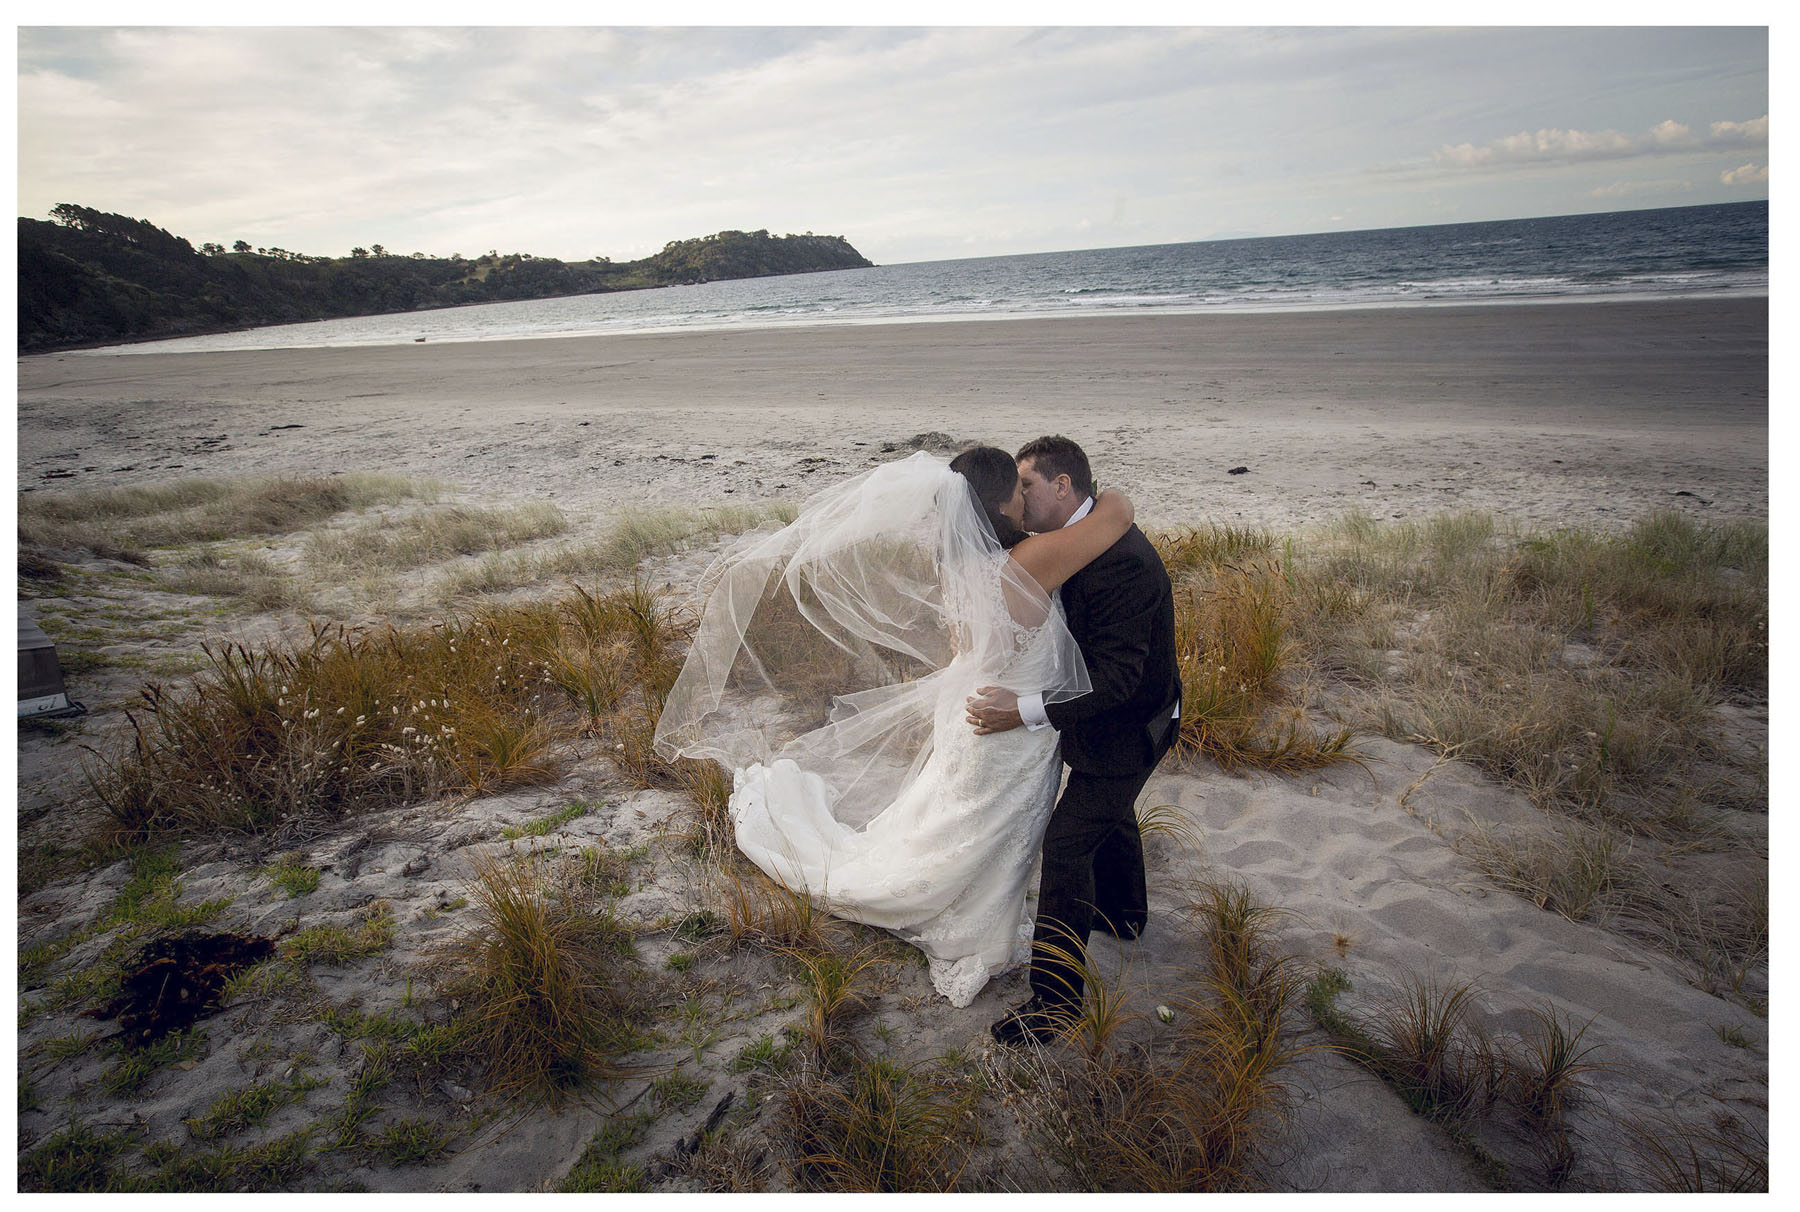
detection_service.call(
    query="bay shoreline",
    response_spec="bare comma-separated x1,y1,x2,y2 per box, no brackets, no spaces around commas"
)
18,296,1769,535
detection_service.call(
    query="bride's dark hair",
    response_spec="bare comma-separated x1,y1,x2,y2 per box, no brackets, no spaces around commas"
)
949,446,1029,549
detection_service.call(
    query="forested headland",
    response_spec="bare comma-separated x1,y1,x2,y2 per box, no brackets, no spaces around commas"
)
18,204,875,352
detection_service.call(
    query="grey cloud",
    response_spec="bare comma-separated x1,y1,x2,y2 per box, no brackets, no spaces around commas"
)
1434,114,1768,170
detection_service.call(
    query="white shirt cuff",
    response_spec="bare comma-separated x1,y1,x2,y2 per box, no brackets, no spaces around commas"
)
1018,692,1051,731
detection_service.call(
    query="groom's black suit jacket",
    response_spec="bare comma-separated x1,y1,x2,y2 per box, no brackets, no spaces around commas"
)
1043,523,1182,777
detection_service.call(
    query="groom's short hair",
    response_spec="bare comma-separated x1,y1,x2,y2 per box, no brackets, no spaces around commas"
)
1016,435,1096,500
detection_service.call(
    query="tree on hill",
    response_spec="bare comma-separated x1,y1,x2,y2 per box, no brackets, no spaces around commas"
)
17,205,873,353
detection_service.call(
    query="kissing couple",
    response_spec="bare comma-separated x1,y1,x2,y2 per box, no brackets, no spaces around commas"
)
654,435,1181,1046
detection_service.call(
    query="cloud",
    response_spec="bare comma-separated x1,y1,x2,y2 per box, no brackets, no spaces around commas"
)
1720,162,1769,186
1587,179,1694,199
1433,114,1766,170
1711,115,1768,141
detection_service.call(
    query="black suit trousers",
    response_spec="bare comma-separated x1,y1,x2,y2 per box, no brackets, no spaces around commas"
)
1027,727,1174,1009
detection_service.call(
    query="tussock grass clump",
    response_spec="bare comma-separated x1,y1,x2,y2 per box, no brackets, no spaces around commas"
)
1503,1004,1609,1130
990,878,1306,1191
82,578,691,843
306,502,569,573
18,472,435,559
163,549,312,612
1292,509,1766,831
433,848,647,1109
1302,969,1698,1187
1154,531,1361,773
1456,816,1641,922
1617,1108,1768,1191
782,942,888,1064
780,1053,978,1192
1354,973,1498,1124
434,501,797,600
714,863,846,956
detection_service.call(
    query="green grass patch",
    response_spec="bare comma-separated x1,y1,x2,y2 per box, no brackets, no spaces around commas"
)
263,853,322,898
101,1028,206,1096
184,1073,325,1141
502,800,594,840
559,1116,651,1192
18,1122,140,1192
282,904,396,966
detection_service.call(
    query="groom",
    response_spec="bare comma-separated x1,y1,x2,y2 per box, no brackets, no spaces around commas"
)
966,435,1182,1047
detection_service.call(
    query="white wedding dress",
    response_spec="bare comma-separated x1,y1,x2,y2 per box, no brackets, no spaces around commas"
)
728,586,1066,1006
654,453,1090,1007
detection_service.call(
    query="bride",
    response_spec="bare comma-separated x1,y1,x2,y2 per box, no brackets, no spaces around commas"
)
653,447,1132,1007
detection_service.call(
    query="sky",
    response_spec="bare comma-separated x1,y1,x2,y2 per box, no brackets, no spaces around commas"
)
13,17,1771,267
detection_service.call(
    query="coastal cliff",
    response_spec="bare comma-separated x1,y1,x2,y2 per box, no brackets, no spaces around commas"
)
17,205,874,352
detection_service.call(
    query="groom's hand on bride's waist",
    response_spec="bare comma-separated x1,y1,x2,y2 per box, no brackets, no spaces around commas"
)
967,687,1024,735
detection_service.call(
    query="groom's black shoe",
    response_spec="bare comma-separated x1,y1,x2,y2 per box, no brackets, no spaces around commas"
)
1093,914,1146,941
990,995,1073,1048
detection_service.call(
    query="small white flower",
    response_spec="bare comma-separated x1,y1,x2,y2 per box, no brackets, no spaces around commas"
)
1156,1005,1174,1024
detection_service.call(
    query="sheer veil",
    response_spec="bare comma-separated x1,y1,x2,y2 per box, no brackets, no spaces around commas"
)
654,451,1089,830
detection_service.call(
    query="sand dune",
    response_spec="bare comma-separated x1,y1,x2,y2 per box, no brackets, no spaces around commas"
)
15,298,1767,1191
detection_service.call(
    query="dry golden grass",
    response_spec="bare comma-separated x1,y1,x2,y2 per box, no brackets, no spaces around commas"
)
1455,815,1641,922
432,848,646,1109
432,501,797,600
81,579,695,842
988,878,1307,1192
713,861,846,957
779,1053,978,1192
1289,509,1765,832
18,472,436,560
305,502,569,573
1278,508,1766,1007
1615,1108,1768,1191
1153,531,1363,774
163,549,314,612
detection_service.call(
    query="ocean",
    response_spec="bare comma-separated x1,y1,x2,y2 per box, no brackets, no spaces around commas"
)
79,200,1767,356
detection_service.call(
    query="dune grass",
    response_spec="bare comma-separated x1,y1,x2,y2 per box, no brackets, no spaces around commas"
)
27,499,1766,1191
983,878,1308,1192
1154,527,1363,774
18,472,437,561
433,501,797,600
163,549,313,612
80,576,693,843
431,848,647,1109
305,502,569,573
1287,509,1766,833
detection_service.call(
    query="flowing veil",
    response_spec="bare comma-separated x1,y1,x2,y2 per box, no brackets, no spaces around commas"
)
653,451,1089,831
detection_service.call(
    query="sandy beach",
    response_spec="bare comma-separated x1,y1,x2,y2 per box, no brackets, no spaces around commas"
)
18,298,1768,531
15,298,1769,1192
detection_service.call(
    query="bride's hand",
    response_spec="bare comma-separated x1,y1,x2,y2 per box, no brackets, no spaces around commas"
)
1093,487,1134,525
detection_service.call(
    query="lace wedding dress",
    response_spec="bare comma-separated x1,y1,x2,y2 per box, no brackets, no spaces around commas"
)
655,453,1089,1007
